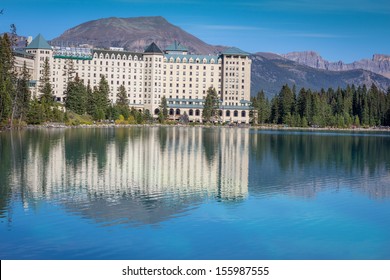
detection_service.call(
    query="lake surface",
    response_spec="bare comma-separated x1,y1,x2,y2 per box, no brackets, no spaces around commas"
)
1,127,390,260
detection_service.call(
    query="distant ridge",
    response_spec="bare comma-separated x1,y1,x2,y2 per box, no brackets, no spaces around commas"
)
28,16,390,96
282,51,390,79
51,16,224,54
251,52,390,98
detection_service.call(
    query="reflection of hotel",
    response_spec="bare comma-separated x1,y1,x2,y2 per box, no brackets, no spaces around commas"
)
9,127,249,214
14,34,252,123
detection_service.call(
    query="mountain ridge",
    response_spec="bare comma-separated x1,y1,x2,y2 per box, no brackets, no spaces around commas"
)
282,51,390,79
16,16,390,96
251,52,390,97
51,16,224,54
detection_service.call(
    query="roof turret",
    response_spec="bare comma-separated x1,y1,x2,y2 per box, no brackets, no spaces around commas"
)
144,42,163,54
26,34,52,50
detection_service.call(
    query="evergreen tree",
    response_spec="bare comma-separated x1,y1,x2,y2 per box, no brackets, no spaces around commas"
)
39,57,55,121
255,90,270,124
278,84,295,124
116,84,129,107
27,97,44,124
202,87,219,123
0,33,15,125
159,96,168,123
115,84,130,119
86,83,95,117
64,75,87,115
13,61,31,125
92,76,110,120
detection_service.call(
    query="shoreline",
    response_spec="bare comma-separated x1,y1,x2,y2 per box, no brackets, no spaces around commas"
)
8,122,388,133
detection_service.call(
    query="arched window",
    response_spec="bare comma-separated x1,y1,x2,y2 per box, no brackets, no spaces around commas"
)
176,109,181,115
169,109,174,115
189,109,193,116
154,108,160,115
176,57,181,63
183,58,187,63
219,110,223,117
234,110,238,117
111,54,115,60
241,111,246,117
195,109,200,116
226,110,230,117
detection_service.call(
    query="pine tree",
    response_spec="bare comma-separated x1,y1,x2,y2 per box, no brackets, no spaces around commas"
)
14,61,31,125
202,87,219,123
159,96,168,123
92,76,110,120
0,33,15,126
116,84,130,119
86,82,95,117
255,90,270,124
39,57,55,121
278,84,295,124
64,75,87,115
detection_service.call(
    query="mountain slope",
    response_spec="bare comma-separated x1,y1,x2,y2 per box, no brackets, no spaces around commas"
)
50,16,390,97
51,16,223,54
282,51,390,79
251,52,390,98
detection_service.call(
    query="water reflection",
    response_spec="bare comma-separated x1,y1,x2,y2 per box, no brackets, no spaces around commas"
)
0,127,249,225
1,128,390,227
249,130,390,199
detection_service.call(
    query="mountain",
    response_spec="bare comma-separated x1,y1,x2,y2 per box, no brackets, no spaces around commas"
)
1,33,29,48
51,16,223,54
282,51,390,79
250,52,390,98
47,16,390,96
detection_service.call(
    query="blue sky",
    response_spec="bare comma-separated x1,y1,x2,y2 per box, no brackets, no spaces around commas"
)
1,0,389,62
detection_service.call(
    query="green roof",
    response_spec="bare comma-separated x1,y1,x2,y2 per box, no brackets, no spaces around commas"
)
26,34,52,50
165,41,188,52
144,42,163,54
222,47,250,56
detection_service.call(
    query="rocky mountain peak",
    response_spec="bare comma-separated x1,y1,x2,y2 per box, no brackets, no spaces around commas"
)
373,54,390,62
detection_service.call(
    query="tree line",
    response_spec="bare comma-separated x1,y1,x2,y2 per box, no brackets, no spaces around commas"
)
2,30,390,129
251,84,390,128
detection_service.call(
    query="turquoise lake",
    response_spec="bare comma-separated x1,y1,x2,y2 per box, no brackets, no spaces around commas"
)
1,127,390,260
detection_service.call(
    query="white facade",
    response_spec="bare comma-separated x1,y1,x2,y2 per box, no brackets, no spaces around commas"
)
16,35,252,123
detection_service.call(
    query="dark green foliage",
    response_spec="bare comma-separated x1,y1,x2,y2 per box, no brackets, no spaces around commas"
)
115,85,130,119
64,75,87,115
0,33,15,126
39,57,55,120
27,97,44,124
202,87,219,123
251,90,270,124
158,96,168,123
257,83,390,128
91,76,110,121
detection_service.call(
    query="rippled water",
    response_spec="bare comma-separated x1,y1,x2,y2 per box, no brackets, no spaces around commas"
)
1,127,390,259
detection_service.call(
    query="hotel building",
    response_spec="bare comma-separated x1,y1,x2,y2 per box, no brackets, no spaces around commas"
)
15,34,252,123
